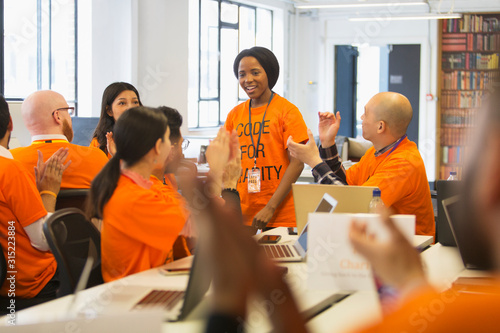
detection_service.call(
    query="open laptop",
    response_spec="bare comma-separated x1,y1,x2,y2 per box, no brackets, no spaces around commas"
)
436,180,462,246
442,196,491,270
131,249,211,321
293,184,378,233
73,245,211,322
261,193,338,262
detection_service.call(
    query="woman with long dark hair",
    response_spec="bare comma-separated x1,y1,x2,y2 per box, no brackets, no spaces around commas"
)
90,82,142,157
87,106,185,282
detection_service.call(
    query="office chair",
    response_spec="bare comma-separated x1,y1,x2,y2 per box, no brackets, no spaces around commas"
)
43,208,104,297
55,189,89,211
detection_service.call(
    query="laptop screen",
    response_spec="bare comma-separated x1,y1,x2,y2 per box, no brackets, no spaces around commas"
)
297,224,309,252
443,196,491,270
316,198,335,213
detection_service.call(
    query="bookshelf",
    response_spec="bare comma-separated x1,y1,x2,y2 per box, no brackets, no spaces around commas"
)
438,13,500,180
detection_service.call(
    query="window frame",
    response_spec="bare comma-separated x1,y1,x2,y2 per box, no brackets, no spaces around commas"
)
0,0,78,115
195,0,273,129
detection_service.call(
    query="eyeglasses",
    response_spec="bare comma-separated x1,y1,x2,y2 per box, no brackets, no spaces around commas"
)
52,107,75,116
174,139,190,151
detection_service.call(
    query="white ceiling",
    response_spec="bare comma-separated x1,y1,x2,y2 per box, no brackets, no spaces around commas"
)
288,0,500,12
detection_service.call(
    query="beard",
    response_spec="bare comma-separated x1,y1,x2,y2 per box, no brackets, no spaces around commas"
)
62,118,74,142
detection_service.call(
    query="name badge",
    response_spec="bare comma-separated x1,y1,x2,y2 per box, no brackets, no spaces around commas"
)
248,168,261,193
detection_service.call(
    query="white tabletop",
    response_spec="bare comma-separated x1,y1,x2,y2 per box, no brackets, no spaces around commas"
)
0,234,466,333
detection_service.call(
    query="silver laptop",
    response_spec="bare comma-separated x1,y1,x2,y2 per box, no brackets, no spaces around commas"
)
261,193,338,262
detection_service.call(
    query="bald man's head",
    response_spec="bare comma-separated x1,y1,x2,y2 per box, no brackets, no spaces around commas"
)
22,90,73,139
369,92,413,138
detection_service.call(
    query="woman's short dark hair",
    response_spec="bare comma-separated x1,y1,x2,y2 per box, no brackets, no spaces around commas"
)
92,82,143,154
233,46,280,90
87,106,167,219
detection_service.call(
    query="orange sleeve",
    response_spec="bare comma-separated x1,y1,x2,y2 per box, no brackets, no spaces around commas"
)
225,108,236,132
282,100,308,148
345,147,375,185
89,137,99,148
4,160,47,227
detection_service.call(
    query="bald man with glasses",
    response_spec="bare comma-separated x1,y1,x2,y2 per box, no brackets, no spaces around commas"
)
11,90,108,189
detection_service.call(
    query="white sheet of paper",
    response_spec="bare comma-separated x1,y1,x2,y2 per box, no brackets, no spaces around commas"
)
307,213,415,291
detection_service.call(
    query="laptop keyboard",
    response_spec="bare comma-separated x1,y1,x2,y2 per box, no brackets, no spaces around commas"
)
263,244,295,258
133,290,184,311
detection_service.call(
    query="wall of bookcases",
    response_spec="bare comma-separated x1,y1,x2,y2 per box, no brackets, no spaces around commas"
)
438,13,500,180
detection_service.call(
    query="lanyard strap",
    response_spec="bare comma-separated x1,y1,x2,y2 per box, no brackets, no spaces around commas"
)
386,134,407,157
248,92,274,167
366,135,407,182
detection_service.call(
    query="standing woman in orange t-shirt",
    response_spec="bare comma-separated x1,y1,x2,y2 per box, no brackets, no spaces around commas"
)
86,106,185,282
90,82,142,158
224,47,308,230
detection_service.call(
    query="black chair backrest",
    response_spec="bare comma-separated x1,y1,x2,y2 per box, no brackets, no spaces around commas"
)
56,189,89,211
0,243,6,289
43,208,103,297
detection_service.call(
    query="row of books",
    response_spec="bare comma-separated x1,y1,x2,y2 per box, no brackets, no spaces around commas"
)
442,52,499,70
441,109,477,127
441,70,499,90
440,90,484,108
442,33,500,52
443,15,500,33
439,165,462,180
442,146,467,165
440,127,473,146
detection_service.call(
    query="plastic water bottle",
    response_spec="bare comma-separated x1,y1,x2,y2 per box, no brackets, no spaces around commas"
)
447,171,457,180
369,189,385,213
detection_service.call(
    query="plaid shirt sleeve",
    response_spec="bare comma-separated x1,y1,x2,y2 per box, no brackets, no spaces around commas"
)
311,144,347,185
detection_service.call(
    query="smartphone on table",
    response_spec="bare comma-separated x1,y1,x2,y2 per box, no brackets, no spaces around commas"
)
258,235,282,244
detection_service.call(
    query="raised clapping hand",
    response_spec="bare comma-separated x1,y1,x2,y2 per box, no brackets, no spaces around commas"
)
349,209,428,294
318,111,341,148
35,147,72,194
200,179,308,332
106,131,116,157
222,130,242,189
287,129,323,169
206,127,232,182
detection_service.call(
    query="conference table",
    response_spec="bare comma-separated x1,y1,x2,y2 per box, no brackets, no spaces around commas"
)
0,230,468,333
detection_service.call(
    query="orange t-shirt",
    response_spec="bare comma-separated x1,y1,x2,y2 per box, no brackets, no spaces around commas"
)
101,174,185,282
0,157,57,298
346,138,435,237
357,284,500,332
11,139,108,189
89,137,112,159
225,94,308,227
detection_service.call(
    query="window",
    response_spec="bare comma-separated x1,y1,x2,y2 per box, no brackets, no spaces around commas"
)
2,0,77,113
193,0,273,128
